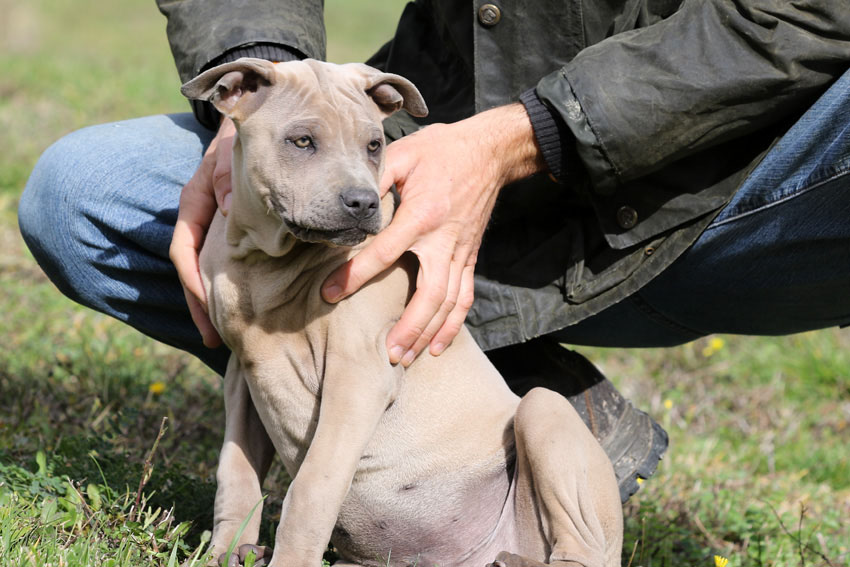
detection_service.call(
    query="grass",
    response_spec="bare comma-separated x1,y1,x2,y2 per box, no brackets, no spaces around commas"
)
1,1,848,566
597,333,850,566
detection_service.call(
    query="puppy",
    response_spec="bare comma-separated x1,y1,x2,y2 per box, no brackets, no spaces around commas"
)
182,58,622,567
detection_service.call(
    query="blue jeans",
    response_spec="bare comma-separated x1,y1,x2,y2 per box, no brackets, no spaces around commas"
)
19,70,850,376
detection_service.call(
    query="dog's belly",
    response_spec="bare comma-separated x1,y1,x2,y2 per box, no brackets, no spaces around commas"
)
333,453,517,566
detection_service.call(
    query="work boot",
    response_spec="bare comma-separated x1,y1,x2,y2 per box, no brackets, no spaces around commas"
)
486,338,668,503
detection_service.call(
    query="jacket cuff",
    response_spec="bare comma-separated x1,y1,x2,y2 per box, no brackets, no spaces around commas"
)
208,43,303,67
191,43,303,130
519,88,576,181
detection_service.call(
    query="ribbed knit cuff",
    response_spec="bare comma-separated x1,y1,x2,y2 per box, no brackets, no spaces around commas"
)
190,43,303,131
519,87,575,181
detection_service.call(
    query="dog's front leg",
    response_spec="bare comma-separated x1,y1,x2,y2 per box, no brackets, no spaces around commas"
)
210,356,276,565
267,358,401,567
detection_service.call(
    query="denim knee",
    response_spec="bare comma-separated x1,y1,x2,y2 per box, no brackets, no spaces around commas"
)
20,115,210,310
19,130,99,308
19,116,231,373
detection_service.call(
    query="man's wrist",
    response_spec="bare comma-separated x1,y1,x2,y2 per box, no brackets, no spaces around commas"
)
471,103,547,187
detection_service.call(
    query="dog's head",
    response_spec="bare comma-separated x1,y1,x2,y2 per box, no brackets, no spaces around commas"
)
181,58,427,252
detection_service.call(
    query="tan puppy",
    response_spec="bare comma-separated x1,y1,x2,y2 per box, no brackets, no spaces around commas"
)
182,58,622,567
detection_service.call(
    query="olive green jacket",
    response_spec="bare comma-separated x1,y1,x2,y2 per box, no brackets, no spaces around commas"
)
157,0,850,350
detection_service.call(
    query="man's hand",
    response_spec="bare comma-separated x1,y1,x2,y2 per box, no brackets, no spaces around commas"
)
321,104,545,366
169,117,237,348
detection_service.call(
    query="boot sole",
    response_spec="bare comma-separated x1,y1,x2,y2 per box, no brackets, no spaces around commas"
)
600,402,669,502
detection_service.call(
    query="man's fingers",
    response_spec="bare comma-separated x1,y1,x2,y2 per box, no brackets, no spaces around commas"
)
169,154,218,344
184,287,222,348
173,212,221,348
170,151,219,295
170,222,208,302
379,160,396,196
175,160,218,232
170,186,216,309
385,240,458,366
379,137,412,195
386,276,447,365
430,262,476,356
402,254,465,363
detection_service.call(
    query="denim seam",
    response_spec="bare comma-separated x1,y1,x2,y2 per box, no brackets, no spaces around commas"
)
708,162,850,230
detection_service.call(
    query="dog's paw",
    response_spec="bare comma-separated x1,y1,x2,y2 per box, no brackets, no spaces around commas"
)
485,551,585,567
217,544,272,567
485,551,541,567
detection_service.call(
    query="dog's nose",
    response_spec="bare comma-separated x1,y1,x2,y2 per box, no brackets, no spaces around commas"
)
340,188,379,220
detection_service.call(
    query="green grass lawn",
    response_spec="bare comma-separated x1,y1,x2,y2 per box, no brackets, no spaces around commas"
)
1,2,848,566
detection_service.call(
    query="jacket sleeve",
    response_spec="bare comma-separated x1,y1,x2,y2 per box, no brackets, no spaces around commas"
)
156,0,325,128
535,0,850,194
156,0,325,83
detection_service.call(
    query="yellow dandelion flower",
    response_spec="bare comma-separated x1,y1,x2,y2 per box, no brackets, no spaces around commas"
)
148,381,166,395
663,398,673,410
702,336,726,357
714,555,729,567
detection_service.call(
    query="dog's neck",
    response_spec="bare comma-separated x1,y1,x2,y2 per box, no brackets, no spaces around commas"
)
223,208,354,286
222,163,295,259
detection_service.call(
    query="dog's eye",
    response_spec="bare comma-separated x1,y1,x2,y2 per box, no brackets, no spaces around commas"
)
367,139,382,153
293,136,313,149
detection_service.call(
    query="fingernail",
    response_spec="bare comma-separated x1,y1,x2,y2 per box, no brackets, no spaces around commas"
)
401,349,416,367
323,283,342,302
221,192,232,214
389,345,405,364
431,342,446,356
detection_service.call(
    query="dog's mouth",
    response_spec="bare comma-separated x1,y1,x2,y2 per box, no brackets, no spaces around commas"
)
265,195,382,247
286,223,374,247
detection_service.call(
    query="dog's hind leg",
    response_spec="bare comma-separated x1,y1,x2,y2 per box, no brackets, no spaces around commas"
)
210,356,276,565
497,387,623,567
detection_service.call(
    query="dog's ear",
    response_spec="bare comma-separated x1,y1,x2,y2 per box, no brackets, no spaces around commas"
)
350,65,428,118
180,58,277,120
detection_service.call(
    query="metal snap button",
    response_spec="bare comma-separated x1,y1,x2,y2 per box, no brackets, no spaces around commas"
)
616,205,638,229
478,3,502,27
